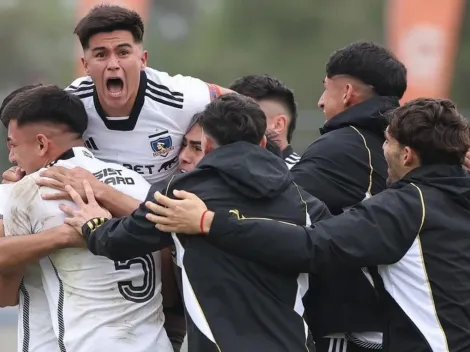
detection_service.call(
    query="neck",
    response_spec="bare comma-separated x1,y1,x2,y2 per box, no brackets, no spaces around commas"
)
278,139,289,151
44,140,85,166
100,96,135,117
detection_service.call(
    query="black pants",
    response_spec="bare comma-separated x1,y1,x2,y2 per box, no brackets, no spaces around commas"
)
315,337,382,352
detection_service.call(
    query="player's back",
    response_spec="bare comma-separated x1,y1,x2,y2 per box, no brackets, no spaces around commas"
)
31,147,171,352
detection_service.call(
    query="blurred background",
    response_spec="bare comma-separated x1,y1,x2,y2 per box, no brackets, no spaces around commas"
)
0,0,467,349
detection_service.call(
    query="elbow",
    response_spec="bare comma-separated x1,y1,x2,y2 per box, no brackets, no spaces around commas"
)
0,293,19,308
0,299,18,308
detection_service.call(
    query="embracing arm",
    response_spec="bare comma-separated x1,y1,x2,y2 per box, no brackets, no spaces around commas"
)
83,184,174,261
0,219,21,307
205,186,424,272
94,182,141,217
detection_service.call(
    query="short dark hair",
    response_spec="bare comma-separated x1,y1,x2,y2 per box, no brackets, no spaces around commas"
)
388,98,470,165
0,84,43,128
229,74,297,143
74,5,144,50
1,85,88,136
326,41,407,98
199,94,266,146
186,112,202,134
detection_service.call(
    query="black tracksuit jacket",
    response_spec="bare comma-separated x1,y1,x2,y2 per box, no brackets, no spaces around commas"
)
290,96,399,340
82,141,331,352
206,164,470,352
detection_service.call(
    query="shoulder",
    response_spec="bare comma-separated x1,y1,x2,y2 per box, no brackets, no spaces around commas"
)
362,184,423,211
4,175,41,225
145,67,208,98
99,161,151,197
64,75,94,99
303,127,369,159
10,174,40,202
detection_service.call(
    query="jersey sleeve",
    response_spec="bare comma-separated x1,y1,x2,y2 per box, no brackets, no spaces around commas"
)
172,74,212,127
3,177,68,237
181,77,211,110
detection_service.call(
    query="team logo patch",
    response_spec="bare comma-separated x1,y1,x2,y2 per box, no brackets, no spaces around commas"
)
151,135,175,157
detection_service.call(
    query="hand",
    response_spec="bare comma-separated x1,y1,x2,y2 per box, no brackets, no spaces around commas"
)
56,223,87,248
464,151,470,170
37,166,102,202
59,180,111,235
2,166,25,184
145,189,208,234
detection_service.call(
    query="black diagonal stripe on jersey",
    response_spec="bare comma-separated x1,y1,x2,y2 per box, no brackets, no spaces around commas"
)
49,258,67,352
75,92,94,100
66,80,94,89
67,85,94,94
19,280,30,352
147,79,184,97
145,92,183,109
146,86,184,103
148,130,169,138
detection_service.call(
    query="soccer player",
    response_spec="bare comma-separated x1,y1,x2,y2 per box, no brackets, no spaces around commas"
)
151,98,470,352
3,4,231,200
59,94,331,352
0,86,173,351
229,74,300,168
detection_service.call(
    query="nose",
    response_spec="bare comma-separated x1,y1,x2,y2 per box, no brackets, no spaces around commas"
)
318,93,325,109
178,147,191,165
8,149,15,164
106,53,120,70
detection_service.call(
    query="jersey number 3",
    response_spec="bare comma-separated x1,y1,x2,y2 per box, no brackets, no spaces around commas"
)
114,254,156,303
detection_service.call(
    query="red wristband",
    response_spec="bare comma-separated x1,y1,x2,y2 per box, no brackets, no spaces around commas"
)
200,210,209,235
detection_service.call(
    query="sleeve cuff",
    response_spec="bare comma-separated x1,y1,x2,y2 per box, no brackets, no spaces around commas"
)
207,211,230,238
81,217,109,239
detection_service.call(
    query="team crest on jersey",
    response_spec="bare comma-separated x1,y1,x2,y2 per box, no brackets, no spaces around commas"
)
151,135,175,157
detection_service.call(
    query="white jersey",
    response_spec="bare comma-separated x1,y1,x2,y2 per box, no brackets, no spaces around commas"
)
1,185,59,352
65,67,212,184
3,147,172,352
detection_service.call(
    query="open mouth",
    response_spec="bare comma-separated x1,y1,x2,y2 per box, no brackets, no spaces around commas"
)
180,169,187,173
106,78,124,97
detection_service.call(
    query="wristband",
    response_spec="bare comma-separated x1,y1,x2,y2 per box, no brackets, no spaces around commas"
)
200,210,209,235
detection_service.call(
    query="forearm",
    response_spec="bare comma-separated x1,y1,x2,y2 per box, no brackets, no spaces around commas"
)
0,270,22,307
83,211,174,261
95,183,141,217
0,230,69,272
206,212,312,272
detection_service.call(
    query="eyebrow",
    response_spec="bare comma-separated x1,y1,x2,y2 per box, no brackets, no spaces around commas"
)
91,43,133,52
188,140,201,145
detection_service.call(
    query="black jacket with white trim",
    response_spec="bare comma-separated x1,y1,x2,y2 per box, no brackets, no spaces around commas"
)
291,96,399,339
207,164,470,351
282,145,300,170
83,141,331,352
